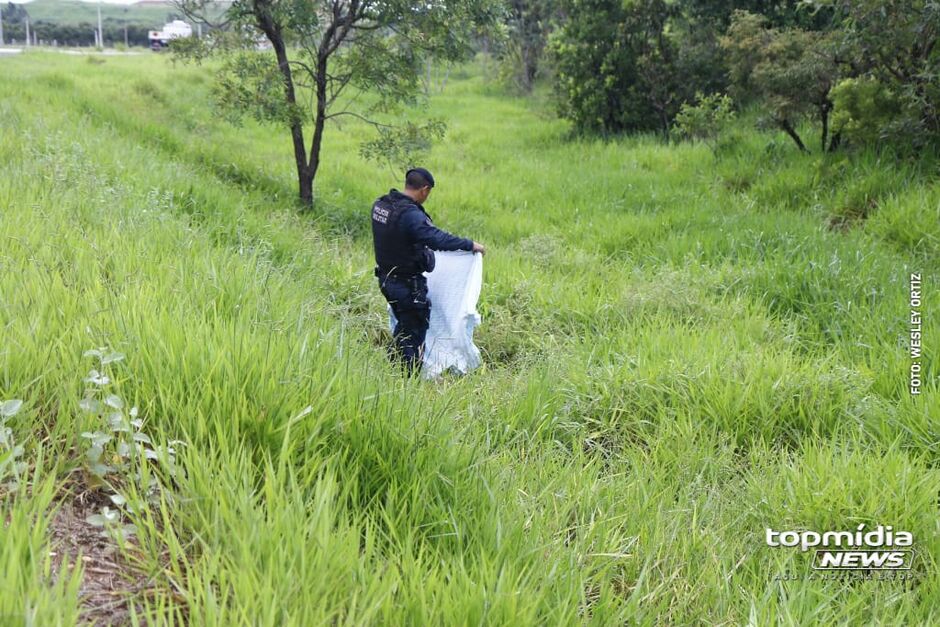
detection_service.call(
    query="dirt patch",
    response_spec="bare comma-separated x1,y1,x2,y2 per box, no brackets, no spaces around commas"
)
48,492,152,626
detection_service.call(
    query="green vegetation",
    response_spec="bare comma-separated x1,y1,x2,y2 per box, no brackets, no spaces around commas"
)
175,0,501,205
0,52,938,624
671,92,736,155
544,0,938,147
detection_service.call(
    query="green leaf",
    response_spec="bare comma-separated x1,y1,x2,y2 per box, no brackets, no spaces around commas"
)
101,352,125,365
82,431,112,447
104,395,124,410
0,399,23,418
118,524,138,540
90,463,113,477
86,445,103,463
109,413,131,432
79,398,101,413
84,370,110,386
86,514,108,526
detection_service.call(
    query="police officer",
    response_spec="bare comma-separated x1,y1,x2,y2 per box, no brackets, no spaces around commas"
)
372,167,485,375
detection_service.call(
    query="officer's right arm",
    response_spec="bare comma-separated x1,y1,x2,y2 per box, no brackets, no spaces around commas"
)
400,209,474,252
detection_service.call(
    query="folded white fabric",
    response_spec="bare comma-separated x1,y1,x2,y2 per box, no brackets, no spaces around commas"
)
388,251,483,379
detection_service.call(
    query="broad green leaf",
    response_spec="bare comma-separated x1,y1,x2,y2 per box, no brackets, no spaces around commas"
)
0,400,23,418
101,352,125,365
104,395,124,410
79,398,101,413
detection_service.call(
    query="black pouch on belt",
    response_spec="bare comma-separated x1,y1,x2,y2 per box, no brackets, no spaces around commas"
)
415,245,436,273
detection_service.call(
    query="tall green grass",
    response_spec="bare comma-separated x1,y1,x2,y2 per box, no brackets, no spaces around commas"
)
0,51,937,624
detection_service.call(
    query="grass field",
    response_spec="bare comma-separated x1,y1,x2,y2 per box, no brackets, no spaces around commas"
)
0,51,938,625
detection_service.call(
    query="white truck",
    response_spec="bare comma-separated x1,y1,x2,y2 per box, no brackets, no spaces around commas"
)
148,20,193,50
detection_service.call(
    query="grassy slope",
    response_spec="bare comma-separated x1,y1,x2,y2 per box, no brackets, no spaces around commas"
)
0,52,938,624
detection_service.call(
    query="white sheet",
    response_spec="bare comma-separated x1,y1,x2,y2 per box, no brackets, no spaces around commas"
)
388,251,483,379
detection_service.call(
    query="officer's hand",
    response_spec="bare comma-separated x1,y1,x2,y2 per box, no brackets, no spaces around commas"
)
472,241,486,256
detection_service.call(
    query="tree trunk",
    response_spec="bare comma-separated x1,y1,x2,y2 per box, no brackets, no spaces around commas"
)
298,169,314,205
819,101,831,152
780,119,808,152
291,120,312,205
259,18,310,206
425,58,432,96
828,131,842,153
523,45,537,92
440,65,450,92
304,55,329,205
481,36,489,82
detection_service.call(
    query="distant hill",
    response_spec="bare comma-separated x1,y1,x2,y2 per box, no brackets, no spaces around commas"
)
10,0,227,27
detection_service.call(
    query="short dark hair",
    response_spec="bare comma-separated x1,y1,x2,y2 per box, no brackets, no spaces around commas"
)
405,167,435,190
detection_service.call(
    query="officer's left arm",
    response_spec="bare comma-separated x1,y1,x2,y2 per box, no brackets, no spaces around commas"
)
401,210,474,252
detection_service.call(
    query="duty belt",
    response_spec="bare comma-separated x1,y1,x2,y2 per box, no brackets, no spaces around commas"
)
374,265,422,281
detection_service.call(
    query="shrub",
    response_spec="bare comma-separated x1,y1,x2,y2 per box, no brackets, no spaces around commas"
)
830,77,905,146
549,0,692,135
671,92,736,154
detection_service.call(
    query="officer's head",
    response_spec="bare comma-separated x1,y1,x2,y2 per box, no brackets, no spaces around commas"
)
404,167,435,204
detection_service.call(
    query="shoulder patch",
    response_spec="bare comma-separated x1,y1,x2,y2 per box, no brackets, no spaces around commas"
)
372,204,391,224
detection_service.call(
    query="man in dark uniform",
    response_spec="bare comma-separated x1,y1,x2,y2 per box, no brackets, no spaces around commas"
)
372,167,485,375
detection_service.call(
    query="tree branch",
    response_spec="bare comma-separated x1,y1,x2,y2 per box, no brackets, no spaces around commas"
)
324,110,394,127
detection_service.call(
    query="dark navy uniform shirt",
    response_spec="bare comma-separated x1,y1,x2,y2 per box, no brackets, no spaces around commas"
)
372,189,473,277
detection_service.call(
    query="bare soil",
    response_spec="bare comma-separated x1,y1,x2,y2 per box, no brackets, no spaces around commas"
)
48,491,152,626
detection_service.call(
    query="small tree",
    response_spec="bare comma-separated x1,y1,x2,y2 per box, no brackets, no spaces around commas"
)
550,0,694,135
721,11,842,152
671,92,736,155
175,0,501,206
823,0,939,143
550,0,731,136
829,77,904,145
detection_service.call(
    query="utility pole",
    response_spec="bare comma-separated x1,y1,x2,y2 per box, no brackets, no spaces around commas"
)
97,1,103,48
24,18,29,48
0,10,5,47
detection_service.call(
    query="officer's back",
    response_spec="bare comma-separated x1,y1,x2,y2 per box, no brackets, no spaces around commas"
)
371,168,483,374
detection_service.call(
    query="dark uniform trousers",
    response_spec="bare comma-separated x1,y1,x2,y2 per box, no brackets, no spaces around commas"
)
371,187,472,375
378,272,430,375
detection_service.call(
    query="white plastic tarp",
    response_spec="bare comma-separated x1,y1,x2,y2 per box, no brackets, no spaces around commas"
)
388,251,483,379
